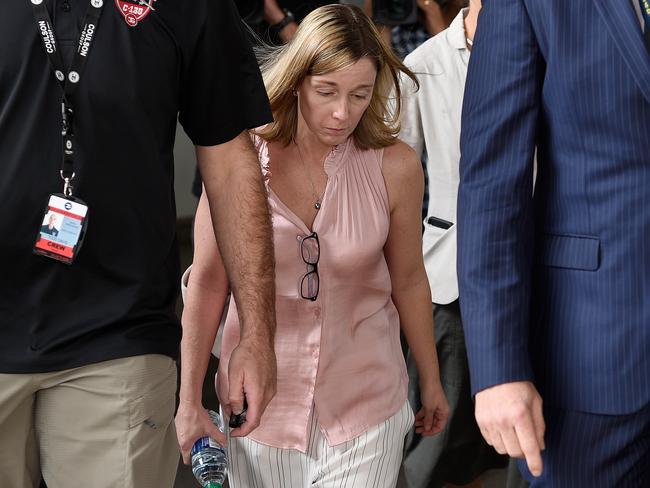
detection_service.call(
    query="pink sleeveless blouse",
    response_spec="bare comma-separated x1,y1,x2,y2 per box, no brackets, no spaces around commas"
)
216,137,408,452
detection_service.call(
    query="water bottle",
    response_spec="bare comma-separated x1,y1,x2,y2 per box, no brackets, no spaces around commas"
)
191,410,228,488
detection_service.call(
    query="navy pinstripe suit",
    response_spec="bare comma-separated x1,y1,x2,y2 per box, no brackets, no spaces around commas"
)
458,0,650,485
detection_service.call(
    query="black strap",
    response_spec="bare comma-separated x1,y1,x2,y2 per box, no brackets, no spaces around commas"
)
29,0,104,193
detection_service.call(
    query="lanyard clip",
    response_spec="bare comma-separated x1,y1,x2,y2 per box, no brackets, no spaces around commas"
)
60,171,76,197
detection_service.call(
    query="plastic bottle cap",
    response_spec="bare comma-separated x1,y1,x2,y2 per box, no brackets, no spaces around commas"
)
205,482,222,488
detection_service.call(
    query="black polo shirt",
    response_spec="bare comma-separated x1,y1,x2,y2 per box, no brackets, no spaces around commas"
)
0,0,272,373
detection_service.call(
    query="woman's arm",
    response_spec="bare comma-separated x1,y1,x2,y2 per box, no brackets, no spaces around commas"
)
175,191,231,463
382,141,449,436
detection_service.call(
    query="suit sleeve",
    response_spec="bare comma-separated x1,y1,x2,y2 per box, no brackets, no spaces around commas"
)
457,0,544,395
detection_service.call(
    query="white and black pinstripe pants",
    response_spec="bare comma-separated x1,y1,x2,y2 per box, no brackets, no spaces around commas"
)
227,400,414,488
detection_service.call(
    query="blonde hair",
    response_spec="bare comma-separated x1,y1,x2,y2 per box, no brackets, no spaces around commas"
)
255,4,418,150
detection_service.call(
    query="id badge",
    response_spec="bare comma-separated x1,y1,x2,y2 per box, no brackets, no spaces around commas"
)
33,194,89,264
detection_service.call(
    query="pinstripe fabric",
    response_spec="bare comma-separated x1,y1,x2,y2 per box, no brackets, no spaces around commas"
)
517,404,650,487
458,0,650,483
458,0,650,414
226,401,414,488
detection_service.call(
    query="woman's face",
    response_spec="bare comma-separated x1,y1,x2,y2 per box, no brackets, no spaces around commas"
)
297,57,377,146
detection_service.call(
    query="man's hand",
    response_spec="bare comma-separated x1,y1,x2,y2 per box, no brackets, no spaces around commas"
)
224,336,277,438
475,381,545,477
175,400,226,465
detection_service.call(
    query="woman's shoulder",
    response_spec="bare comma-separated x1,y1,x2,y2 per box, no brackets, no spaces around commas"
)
350,138,416,166
349,138,420,181
380,140,423,208
382,140,421,177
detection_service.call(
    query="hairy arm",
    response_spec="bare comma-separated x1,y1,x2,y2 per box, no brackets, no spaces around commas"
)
383,141,449,435
197,131,277,437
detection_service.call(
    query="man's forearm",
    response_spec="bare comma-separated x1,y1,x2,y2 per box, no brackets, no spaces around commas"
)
197,133,276,344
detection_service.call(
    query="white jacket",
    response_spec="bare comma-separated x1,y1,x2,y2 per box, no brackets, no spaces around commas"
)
399,10,469,304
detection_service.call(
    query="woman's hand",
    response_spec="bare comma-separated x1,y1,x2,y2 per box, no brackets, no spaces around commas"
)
414,378,450,436
175,400,226,465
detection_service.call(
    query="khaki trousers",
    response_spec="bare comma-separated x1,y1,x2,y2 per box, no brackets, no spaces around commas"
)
0,354,179,488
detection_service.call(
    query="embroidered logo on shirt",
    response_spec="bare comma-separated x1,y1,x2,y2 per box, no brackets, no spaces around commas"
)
114,0,156,27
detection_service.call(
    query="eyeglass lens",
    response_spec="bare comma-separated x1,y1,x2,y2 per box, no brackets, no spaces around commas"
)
301,234,319,265
301,269,319,300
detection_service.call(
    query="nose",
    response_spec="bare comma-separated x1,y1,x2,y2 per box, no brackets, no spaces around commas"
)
332,97,349,121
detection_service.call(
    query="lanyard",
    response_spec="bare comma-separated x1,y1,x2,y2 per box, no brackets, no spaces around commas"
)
29,0,104,196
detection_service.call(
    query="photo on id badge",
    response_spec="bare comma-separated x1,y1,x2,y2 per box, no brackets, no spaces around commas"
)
33,194,89,264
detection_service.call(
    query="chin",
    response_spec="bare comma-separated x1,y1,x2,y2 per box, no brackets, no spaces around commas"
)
321,132,350,146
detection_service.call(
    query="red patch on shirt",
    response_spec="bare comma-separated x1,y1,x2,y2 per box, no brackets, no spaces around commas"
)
114,0,156,27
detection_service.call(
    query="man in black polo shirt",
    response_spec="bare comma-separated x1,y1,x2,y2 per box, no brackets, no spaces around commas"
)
0,0,277,486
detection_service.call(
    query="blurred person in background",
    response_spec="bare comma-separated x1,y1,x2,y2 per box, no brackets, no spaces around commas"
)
259,0,336,43
390,0,465,60
399,3,521,488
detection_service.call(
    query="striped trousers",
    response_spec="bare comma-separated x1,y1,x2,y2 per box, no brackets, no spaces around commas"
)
227,401,414,488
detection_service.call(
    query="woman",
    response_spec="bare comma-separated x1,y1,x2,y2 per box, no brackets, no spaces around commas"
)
176,5,449,487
